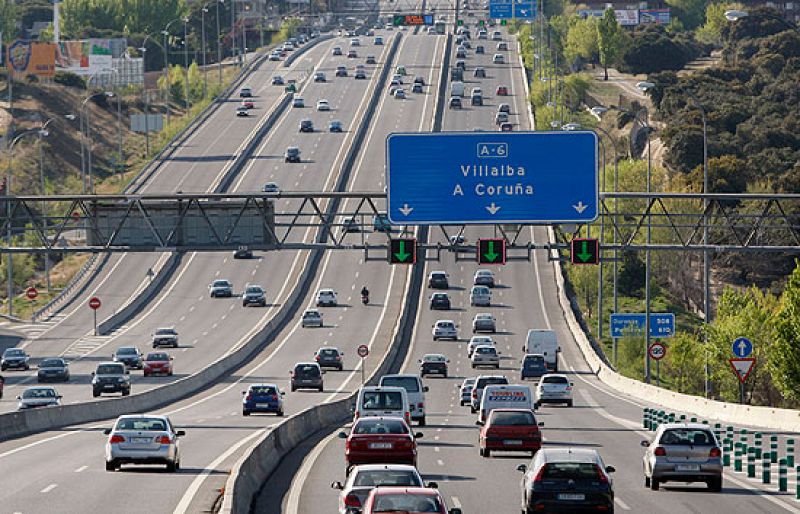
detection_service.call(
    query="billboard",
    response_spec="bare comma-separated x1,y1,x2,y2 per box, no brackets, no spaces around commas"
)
6,40,56,78
615,9,639,25
55,39,113,76
640,9,671,25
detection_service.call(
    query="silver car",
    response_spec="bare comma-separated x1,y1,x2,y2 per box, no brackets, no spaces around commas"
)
470,285,491,306
331,464,426,514
457,377,476,406
242,284,267,307
642,423,723,491
535,374,573,407
472,313,496,333
17,386,61,410
432,320,458,341
209,279,233,297
470,345,500,369
104,414,184,472
302,309,323,328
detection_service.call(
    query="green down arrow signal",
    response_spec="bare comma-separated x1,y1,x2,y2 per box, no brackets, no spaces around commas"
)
394,241,411,262
577,241,592,262
483,241,499,262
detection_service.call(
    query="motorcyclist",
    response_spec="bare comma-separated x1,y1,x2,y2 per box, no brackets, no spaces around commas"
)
361,286,369,300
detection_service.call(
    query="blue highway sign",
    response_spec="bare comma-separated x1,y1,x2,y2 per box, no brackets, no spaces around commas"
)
610,313,675,338
732,337,753,358
489,0,537,19
386,131,598,225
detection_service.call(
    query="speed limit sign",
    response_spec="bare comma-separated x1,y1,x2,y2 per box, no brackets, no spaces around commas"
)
649,342,667,361
357,345,369,358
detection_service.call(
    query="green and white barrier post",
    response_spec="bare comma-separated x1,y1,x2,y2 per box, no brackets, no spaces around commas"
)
787,439,795,468
763,452,771,484
771,435,778,464
747,447,756,478
734,443,743,472
755,432,763,459
779,458,787,492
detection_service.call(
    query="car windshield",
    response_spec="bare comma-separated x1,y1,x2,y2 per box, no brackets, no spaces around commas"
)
362,391,404,410
541,462,599,480
524,356,545,367
40,359,64,368
437,322,454,329
354,469,421,487
382,376,420,393
472,287,489,294
116,418,167,432
319,349,338,357
5,349,24,357
23,388,56,399
212,280,230,287
372,494,442,512
246,287,263,294
295,365,320,376
476,347,495,354
155,329,176,336
117,348,137,355
491,411,535,426
250,386,277,395
477,377,508,388
424,355,446,362
304,311,320,318
146,353,169,361
354,418,408,435
97,364,124,375
542,376,568,384
476,315,492,320
660,428,714,446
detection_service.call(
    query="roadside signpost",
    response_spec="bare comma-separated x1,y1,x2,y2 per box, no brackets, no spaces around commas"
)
489,0,537,19
386,132,598,225
610,313,675,338
649,341,666,386
732,337,753,358
357,344,369,385
730,337,756,403
26,287,38,300
89,296,101,335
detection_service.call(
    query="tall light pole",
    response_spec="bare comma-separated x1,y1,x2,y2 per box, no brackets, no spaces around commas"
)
183,16,191,114
37,118,55,291
202,3,211,98
162,18,182,127
81,89,115,194
216,0,224,86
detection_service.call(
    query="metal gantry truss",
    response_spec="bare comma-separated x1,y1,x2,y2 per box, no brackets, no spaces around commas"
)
2,192,800,255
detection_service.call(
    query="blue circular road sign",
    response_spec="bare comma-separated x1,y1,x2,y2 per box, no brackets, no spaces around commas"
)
732,337,753,358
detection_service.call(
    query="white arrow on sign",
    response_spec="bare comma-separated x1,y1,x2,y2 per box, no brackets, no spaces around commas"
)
398,204,414,216
486,203,501,215
573,201,588,214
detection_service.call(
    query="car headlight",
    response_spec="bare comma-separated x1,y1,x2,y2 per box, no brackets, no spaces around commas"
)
118,377,126,383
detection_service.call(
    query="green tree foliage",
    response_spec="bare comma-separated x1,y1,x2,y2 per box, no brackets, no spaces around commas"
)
0,0,18,39
187,61,203,103
618,250,646,297
597,8,621,80
661,334,705,394
696,2,744,46
620,24,703,74
772,264,800,403
157,64,186,106
564,16,598,67
18,0,53,28
61,0,186,36
665,0,707,30
561,73,591,110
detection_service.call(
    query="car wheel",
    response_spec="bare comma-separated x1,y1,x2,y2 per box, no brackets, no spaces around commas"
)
24,364,30,371
318,386,324,392
418,417,426,427
243,410,250,416
567,400,573,407
650,477,660,491
277,410,284,417
166,460,177,472
291,386,296,392
433,336,438,341
644,475,651,488
484,448,491,457
470,406,477,414
708,476,722,492
93,390,100,398
122,389,130,397
1,364,6,371
105,460,117,472
443,372,448,378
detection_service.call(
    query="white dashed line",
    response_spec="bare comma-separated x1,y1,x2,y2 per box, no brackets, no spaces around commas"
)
74,465,88,473
40,484,58,493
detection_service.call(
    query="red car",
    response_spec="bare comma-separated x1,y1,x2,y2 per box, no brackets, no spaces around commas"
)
496,85,509,96
143,352,174,377
241,100,254,109
479,408,542,457
363,487,462,514
340,417,422,473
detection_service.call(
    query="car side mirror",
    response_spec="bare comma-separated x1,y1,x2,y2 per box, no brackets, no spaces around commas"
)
415,432,424,438
338,431,348,439
640,440,649,447
57,395,63,399
517,464,527,473
418,359,422,363
16,396,21,400
331,481,344,490
557,346,562,352
91,371,95,376
176,430,186,437
449,509,462,514
281,391,286,396
321,370,326,375
242,391,246,395
498,352,502,355
605,465,616,473
423,386,429,392
103,428,112,435
475,420,484,426
125,370,130,375
426,481,439,489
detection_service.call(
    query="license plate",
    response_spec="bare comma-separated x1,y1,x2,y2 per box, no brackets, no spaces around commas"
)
256,403,271,408
103,384,116,389
131,437,150,444
369,442,392,449
675,464,700,471
557,493,585,501
504,440,523,445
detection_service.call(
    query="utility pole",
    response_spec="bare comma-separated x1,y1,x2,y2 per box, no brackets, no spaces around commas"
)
216,0,223,86
183,17,190,114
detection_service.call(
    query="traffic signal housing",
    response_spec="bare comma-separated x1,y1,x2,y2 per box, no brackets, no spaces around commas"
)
477,238,506,265
570,238,599,265
389,238,417,264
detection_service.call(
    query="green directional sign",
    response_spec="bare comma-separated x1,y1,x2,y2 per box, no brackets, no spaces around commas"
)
570,238,599,265
389,238,417,264
477,238,506,265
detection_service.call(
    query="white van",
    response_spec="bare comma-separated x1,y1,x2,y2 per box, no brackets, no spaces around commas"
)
478,384,534,423
450,81,465,97
354,386,411,424
523,329,560,371
379,374,429,426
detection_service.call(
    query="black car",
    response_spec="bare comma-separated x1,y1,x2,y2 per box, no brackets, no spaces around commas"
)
314,347,344,371
290,362,324,392
37,358,70,382
1,348,30,371
285,147,301,163
92,362,131,397
112,347,143,369
233,247,253,259
299,119,314,132
428,271,449,289
521,354,548,380
420,355,448,377
430,293,451,310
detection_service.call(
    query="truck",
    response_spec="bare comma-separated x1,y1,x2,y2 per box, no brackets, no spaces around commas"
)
522,329,560,371
450,81,465,97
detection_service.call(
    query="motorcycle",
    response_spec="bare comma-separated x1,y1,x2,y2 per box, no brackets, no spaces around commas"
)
361,293,369,305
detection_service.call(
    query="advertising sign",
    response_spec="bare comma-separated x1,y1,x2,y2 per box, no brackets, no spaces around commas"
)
56,39,113,76
6,40,56,78
615,10,639,26
639,9,671,25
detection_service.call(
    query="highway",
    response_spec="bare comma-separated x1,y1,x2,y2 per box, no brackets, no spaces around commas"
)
0,22,448,514
272,18,800,514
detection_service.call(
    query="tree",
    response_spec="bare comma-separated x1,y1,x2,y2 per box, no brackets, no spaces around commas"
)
665,0,708,30
597,8,621,80
771,263,800,403
0,0,18,39
618,250,646,297
564,17,598,67
696,2,744,46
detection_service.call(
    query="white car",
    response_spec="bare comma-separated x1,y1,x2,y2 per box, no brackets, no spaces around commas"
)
104,414,184,472
470,285,491,306
316,99,331,111
301,309,323,328
536,374,573,407
350,38,360,46
316,289,338,307
16,386,61,410
473,269,495,287
468,336,495,357
292,96,305,108
471,345,500,369
332,464,425,514
472,313,497,333
492,53,504,64
432,320,458,341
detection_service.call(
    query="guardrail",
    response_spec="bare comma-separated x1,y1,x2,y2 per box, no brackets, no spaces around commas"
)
220,29,450,514
0,30,404,444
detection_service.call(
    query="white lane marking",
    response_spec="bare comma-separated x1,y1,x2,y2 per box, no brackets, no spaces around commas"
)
615,498,631,511
74,465,88,473
436,459,444,466
40,484,58,493
285,430,342,514
451,497,462,509
172,428,267,514
434,447,440,452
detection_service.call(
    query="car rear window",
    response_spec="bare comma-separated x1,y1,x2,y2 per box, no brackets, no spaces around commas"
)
319,349,338,356
117,348,137,355
156,329,176,335
40,359,64,368
354,470,421,487
354,418,408,434
541,376,568,384
23,388,56,399
476,377,508,389
382,376,420,393
97,364,124,374
251,386,277,395
490,411,535,426
476,347,495,354
5,349,24,356
146,353,169,361
361,391,404,410
295,365,320,376
116,418,167,431
660,429,715,445
372,494,441,512
542,462,599,480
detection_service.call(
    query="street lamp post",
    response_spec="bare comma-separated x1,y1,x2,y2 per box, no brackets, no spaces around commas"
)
635,105,653,383
183,17,191,114
216,0,223,86
37,119,55,291
202,4,211,98
81,89,115,194
162,18,183,127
